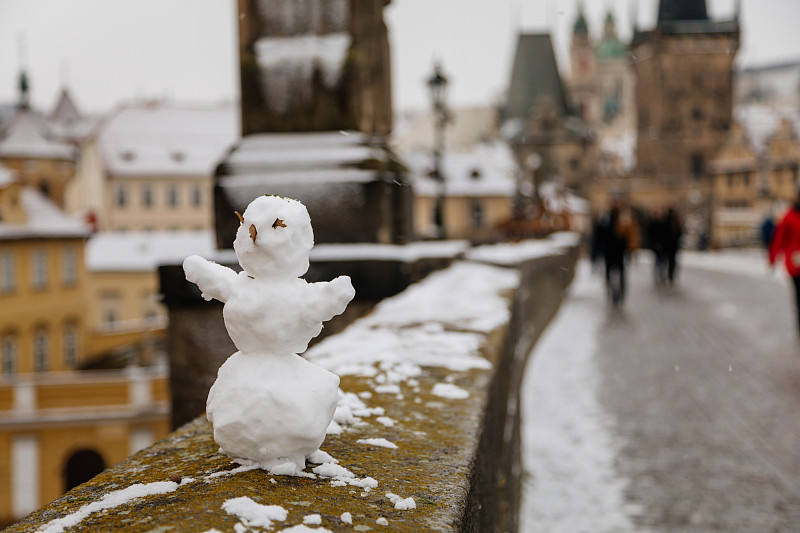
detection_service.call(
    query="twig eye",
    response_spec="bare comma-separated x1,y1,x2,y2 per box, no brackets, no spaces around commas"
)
273,218,286,229
235,211,243,224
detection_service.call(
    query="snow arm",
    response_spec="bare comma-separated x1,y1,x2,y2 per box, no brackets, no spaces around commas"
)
183,255,238,303
308,275,355,323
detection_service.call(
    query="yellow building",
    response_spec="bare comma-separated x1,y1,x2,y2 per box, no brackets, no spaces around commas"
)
83,230,216,361
0,108,76,209
68,103,238,233
0,168,170,526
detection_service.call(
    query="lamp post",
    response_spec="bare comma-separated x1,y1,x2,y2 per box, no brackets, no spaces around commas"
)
427,61,449,240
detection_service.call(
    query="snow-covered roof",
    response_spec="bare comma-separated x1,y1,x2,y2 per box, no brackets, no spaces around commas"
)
86,230,217,272
98,104,239,177
404,141,517,198
735,104,800,153
0,109,75,160
0,187,90,239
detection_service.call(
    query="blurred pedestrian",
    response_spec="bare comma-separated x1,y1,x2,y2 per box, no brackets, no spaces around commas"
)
768,188,800,335
760,213,775,249
647,208,668,285
662,207,683,285
592,198,640,306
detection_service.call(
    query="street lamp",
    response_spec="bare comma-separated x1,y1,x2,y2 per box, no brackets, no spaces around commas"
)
427,61,449,239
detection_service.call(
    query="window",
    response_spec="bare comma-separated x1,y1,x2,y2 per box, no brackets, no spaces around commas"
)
691,154,704,180
62,247,77,287
167,185,178,207
115,185,127,207
191,185,202,207
39,180,51,197
1,336,16,375
34,329,49,372
32,248,48,290
471,201,484,230
142,185,154,208
101,292,122,329
1,250,15,294
63,324,78,368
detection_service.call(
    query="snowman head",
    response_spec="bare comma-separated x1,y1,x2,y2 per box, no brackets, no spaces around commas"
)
233,196,314,278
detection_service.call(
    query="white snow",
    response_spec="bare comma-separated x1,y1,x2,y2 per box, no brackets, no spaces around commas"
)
375,416,395,427
340,512,353,524
385,493,416,510
356,438,398,449
376,517,389,525
466,233,579,266
184,196,353,470
302,513,322,525
98,104,238,177
0,188,90,239
87,230,216,272
520,261,641,532
281,526,333,533
36,481,180,533
431,383,469,400
306,261,519,377
222,497,287,530
254,33,351,115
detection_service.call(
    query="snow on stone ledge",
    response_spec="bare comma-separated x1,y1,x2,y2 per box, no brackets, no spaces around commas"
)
305,261,519,374
466,233,581,266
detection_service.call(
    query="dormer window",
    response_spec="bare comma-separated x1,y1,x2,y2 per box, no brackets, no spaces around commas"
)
470,169,482,180
170,151,185,163
120,150,135,162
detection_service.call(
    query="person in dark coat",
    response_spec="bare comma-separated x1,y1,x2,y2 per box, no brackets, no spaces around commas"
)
592,199,640,306
662,207,683,285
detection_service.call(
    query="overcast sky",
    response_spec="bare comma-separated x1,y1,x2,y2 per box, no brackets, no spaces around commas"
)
0,0,798,115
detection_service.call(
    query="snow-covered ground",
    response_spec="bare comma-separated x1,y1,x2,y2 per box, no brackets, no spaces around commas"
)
519,247,788,532
519,261,644,533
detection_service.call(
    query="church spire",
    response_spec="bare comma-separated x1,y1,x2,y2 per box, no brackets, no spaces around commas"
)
657,0,708,24
18,70,30,110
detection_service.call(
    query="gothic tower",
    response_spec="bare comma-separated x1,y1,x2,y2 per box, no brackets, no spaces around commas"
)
568,2,597,124
631,0,739,180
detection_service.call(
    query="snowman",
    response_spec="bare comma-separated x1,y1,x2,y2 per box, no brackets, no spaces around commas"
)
183,195,354,471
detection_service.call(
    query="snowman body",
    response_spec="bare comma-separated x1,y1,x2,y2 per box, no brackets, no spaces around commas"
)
183,196,354,469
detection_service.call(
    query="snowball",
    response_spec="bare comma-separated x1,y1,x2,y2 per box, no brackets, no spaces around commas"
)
222,497,287,529
307,449,338,464
281,526,333,533
340,512,353,524
376,416,395,427
303,514,322,525
386,492,416,509
357,438,398,449
432,382,470,399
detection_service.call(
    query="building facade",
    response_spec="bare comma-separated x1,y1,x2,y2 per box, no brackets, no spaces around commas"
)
0,167,169,525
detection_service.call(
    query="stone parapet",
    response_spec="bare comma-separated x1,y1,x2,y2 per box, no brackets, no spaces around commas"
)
6,238,577,533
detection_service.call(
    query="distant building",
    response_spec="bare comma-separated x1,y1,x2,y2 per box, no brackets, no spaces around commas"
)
0,166,169,525
709,105,800,246
70,102,239,232
631,0,739,181
736,60,800,111
500,32,594,195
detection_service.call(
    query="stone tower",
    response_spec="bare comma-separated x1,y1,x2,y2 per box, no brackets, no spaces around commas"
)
568,3,597,124
631,0,739,180
237,0,392,136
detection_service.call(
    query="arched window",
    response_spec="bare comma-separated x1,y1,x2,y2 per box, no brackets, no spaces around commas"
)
64,449,106,492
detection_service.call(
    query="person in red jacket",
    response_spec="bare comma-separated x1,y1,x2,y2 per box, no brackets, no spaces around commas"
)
769,191,800,335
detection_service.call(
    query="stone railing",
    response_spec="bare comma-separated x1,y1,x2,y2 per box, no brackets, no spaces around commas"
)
6,236,578,533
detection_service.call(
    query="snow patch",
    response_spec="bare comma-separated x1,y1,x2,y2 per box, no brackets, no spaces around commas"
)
432,383,469,400
356,438,398,449
222,497,287,530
